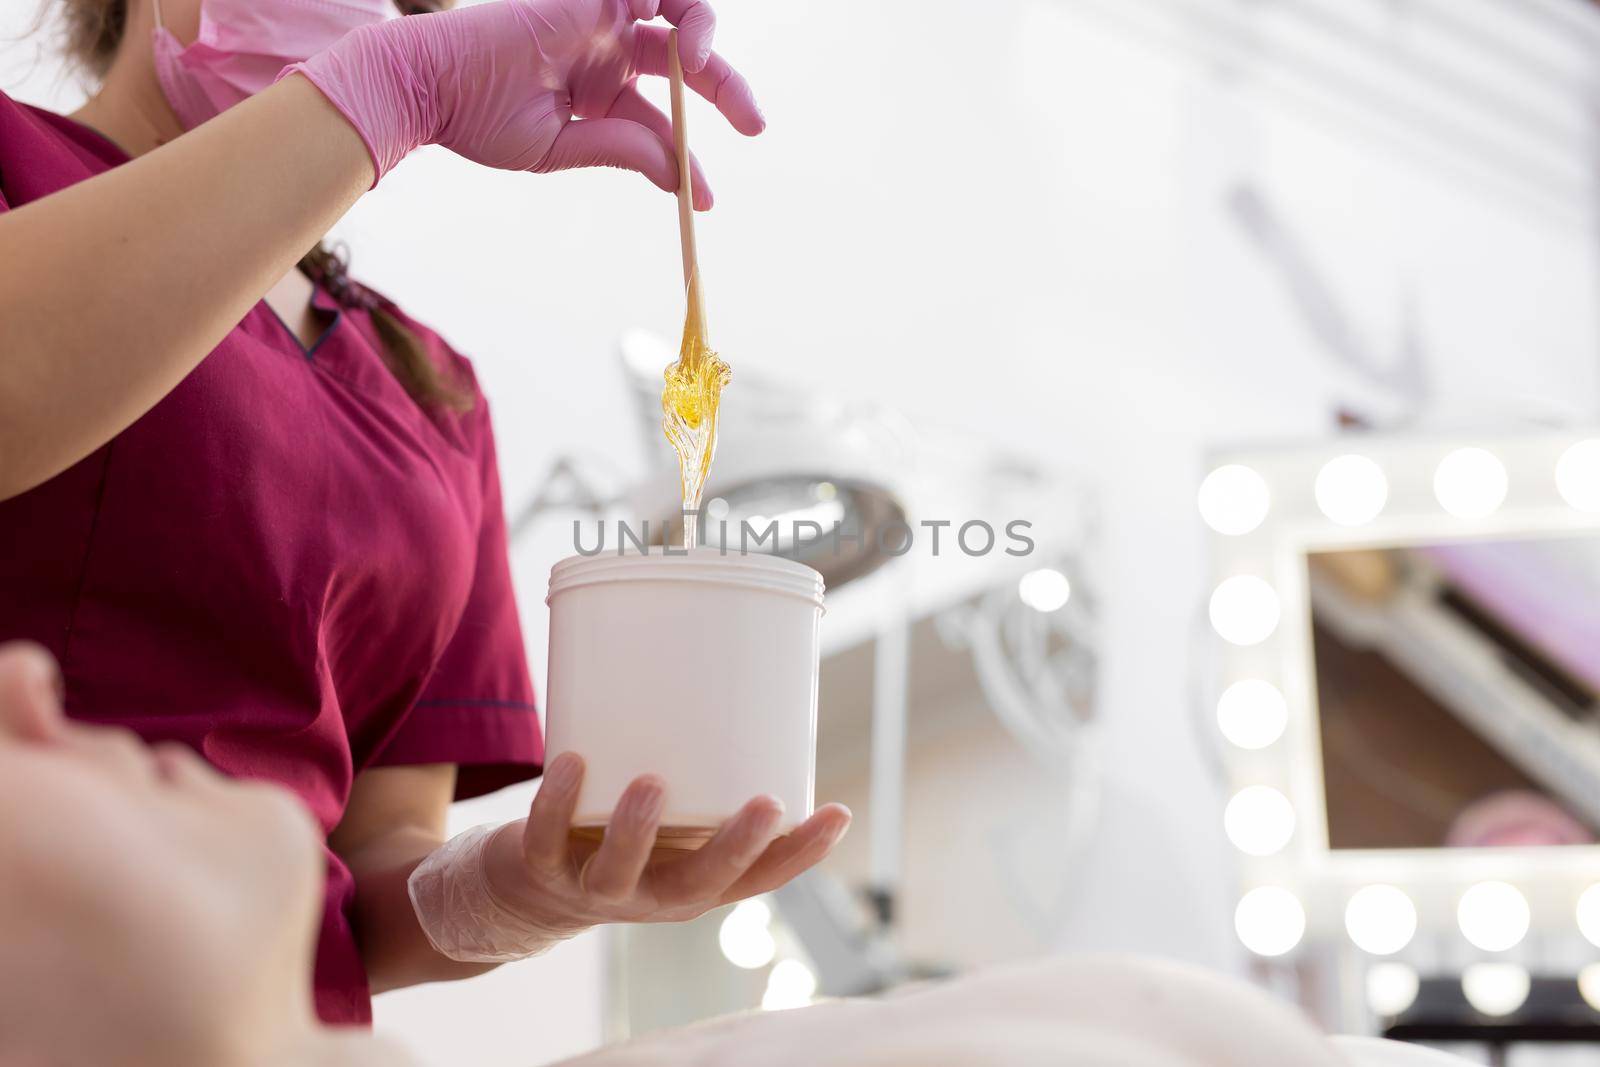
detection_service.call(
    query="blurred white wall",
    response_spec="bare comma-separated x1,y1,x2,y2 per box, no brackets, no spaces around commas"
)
6,0,1600,1061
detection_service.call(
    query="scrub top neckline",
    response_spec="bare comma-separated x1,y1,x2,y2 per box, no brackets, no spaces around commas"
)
261,285,346,361
36,107,132,168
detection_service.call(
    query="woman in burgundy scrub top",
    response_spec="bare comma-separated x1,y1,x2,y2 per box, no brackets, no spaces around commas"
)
0,0,849,1026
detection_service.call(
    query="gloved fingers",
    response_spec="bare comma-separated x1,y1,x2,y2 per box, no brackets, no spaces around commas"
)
716,803,852,905
658,0,717,73
523,751,585,871
651,794,784,906
634,26,765,136
535,117,683,199
0,642,63,743
579,774,666,902
629,0,661,20
607,84,714,209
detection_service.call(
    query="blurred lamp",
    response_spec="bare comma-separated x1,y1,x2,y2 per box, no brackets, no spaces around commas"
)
761,959,818,1011
719,899,777,970
1017,568,1072,612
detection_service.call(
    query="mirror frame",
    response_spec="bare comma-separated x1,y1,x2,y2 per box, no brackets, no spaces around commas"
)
1203,430,1600,963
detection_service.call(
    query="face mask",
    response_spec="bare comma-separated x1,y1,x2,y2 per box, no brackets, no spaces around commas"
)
151,0,397,130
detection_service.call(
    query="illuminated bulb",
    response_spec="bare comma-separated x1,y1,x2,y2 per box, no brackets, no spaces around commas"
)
1224,786,1295,857
1344,885,1418,956
1576,884,1600,948
1018,569,1072,613
1457,881,1530,952
761,959,818,1011
1198,465,1271,536
1433,448,1508,519
1315,455,1388,527
1556,440,1600,512
1209,576,1280,646
718,899,776,970
813,482,838,502
1365,962,1420,1017
706,497,730,520
1216,679,1288,750
1461,962,1530,1017
1578,963,1600,1011
1235,886,1306,957
734,897,770,925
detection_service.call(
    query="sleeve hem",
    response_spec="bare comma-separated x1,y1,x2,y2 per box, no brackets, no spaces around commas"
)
371,699,543,801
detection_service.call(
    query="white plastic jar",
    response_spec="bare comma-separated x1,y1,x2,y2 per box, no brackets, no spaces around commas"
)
544,548,825,848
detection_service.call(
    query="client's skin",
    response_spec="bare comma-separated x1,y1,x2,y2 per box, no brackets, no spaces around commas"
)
0,642,404,1067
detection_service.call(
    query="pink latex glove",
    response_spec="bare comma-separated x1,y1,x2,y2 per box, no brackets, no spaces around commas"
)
280,0,762,203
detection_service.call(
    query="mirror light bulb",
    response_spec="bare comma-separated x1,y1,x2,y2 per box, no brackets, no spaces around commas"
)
1235,886,1306,957
1557,440,1600,512
1198,465,1271,536
1224,786,1295,857
1315,455,1388,526
1576,884,1600,949
1366,962,1420,1017
1216,679,1288,750
1457,881,1530,952
1434,448,1508,519
1209,576,1280,646
1344,885,1418,956
1579,963,1600,1012
1462,962,1530,1017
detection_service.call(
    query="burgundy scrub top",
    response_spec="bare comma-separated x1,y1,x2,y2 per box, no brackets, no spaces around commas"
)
0,91,542,1025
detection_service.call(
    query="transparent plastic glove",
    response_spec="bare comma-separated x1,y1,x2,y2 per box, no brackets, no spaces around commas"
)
408,752,851,963
280,0,763,199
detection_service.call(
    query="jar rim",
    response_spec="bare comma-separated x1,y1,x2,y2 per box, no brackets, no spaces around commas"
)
547,548,825,607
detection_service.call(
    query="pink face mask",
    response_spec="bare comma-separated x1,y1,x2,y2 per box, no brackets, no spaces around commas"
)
152,0,397,130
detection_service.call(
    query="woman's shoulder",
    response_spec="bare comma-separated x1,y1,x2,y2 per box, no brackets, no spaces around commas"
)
0,90,128,203
0,88,57,143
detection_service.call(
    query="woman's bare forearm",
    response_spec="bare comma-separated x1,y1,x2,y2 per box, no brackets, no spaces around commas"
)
0,75,372,500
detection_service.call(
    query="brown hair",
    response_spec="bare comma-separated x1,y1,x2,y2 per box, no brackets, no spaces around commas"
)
59,0,472,413
299,244,472,413
58,0,124,77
